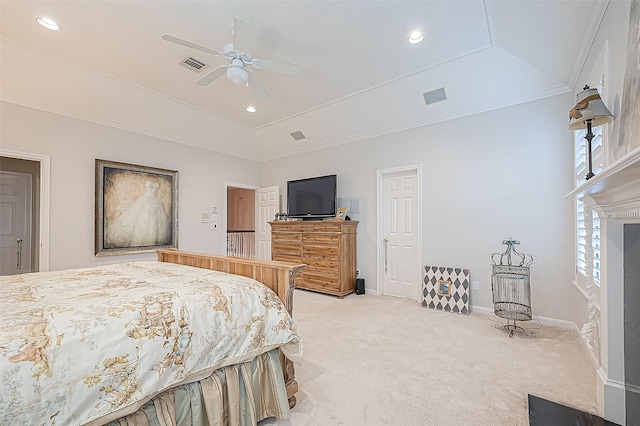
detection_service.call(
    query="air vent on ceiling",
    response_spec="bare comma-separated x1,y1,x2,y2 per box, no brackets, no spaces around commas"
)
423,87,447,105
179,56,208,73
290,130,306,141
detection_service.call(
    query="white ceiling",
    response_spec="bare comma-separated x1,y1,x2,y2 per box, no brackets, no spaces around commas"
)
0,1,606,161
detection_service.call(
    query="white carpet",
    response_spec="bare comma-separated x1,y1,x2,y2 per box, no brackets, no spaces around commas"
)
263,289,599,426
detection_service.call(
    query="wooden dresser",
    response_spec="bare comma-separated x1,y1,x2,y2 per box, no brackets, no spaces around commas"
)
269,220,358,298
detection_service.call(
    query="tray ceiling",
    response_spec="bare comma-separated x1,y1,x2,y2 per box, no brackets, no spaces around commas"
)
0,1,606,160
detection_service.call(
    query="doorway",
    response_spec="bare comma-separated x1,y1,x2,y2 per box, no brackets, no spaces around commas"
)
226,186,256,258
0,154,49,275
377,165,422,299
0,170,33,275
224,184,279,260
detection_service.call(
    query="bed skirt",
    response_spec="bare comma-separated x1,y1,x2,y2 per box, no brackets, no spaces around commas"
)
104,349,290,426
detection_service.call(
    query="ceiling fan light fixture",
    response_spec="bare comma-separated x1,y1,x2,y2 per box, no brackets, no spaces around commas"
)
162,17,301,98
227,65,248,85
408,31,424,44
36,16,61,31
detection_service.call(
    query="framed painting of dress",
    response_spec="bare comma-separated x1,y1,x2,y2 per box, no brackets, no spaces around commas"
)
95,159,178,256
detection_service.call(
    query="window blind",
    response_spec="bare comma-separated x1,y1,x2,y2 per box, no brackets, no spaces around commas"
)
575,127,602,286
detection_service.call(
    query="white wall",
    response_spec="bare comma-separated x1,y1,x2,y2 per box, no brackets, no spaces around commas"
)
261,94,586,324
1,102,260,271
1,76,588,325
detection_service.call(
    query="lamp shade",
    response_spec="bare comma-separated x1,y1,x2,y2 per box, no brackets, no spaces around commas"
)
568,86,614,130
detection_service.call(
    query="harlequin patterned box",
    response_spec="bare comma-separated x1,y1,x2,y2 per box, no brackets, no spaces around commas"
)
422,266,470,315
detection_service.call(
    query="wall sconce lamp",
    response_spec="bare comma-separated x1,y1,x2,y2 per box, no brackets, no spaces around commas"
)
568,85,614,180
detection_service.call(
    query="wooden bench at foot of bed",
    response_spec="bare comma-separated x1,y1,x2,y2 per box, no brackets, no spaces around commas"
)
156,249,305,408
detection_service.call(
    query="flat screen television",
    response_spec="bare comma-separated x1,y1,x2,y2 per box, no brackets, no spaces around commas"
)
287,174,337,219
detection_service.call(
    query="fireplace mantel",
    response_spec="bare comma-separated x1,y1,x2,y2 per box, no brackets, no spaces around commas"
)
565,146,640,224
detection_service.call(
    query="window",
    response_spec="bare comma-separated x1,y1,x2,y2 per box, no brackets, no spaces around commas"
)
574,97,604,288
576,200,601,287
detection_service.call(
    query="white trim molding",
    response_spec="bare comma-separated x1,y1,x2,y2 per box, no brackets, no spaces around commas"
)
566,145,640,223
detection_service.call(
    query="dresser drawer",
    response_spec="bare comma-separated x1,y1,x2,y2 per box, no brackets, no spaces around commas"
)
302,257,339,271
302,223,342,233
273,242,302,258
273,253,304,264
270,224,300,232
304,265,340,283
273,233,302,243
303,245,339,259
303,233,339,245
301,273,339,290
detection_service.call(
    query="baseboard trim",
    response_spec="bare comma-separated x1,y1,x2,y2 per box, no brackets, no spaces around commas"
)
469,305,577,330
469,305,491,314
583,350,627,423
576,325,601,370
603,377,626,425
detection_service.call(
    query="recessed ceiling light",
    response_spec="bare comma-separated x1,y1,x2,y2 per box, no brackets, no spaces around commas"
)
408,31,423,44
246,106,256,113
36,17,61,31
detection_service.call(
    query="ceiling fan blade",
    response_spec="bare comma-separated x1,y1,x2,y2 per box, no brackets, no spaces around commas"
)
251,58,302,76
247,71,271,100
232,17,251,54
195,65,227,86
162,34,223,57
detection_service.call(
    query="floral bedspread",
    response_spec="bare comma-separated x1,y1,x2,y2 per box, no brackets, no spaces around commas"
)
0,261,302,425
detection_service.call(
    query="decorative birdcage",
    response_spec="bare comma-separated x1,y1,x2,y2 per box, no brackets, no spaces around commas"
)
489,238,540,337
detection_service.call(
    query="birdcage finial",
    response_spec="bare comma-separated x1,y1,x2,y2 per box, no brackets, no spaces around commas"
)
491,237,537,267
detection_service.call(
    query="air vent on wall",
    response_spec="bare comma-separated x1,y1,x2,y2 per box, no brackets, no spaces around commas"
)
179,56,208,73
423,87,447,105
290,130,306,141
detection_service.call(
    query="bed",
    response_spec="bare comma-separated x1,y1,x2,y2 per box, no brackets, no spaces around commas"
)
0,249,305,425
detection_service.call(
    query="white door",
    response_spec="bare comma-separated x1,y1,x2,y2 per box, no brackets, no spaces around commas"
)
380,168,420,299
0,171,32,275
255,186,279,260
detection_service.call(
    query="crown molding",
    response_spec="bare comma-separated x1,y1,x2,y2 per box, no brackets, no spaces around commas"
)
567,0,610,90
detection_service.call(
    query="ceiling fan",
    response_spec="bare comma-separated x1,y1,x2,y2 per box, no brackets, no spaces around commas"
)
162,17,302,100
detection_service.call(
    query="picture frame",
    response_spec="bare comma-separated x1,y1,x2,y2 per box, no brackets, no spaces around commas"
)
336,207,348,221
274,213,288,221
437,279,452,297
422,266,470,315
95,159,178,256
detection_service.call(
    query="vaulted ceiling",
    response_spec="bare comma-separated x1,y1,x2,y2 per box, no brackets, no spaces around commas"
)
0,1,607,161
